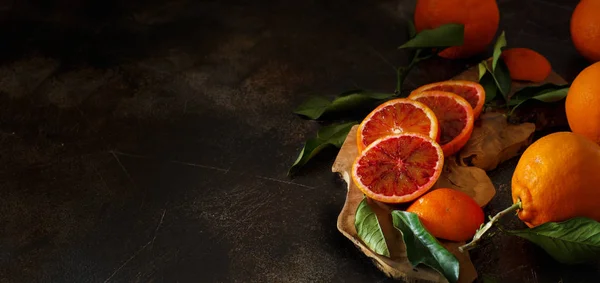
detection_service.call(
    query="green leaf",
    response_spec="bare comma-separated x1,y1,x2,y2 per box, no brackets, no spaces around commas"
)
392,211,460,283
288,138,330,174
510,83,570,102
294,92,393,120
293,96,331,119
480,72,498,103
316,121,359,146
509,87,569,115
495,59,511,100
507,217,600,264
328,92,392,113
511,87,569,105
338,89,366,97
480,32,511,102
288,121,357,175
407,19,417,39
355,198,390,257
399,23,464,49
492,31,507,71
478,62,487,81
484,59,511,101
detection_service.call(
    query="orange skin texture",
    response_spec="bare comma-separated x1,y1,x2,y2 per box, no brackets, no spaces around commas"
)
406,188,484,242
501,48,552,83
511,132,600,228
565,62,600,144
571,0,600,62
414,0,500,59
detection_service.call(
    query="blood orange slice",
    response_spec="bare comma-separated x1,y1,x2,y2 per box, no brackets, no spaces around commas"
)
410,80,485,119
352,133,444,204
410,91,474,157
356,98,439,152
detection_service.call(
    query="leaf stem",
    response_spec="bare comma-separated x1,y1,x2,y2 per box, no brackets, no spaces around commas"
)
395,49,430,96
395,66,405,95
459,199,522,252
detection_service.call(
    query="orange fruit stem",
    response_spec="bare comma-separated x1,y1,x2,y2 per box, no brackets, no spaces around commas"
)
459,200,522,252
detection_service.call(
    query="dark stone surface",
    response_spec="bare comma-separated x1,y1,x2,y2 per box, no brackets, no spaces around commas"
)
0,0,597,282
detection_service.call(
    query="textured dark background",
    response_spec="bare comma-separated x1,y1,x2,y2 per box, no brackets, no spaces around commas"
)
0,0,597,282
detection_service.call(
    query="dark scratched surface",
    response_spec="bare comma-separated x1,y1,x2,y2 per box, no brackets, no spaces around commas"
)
0,0,598,282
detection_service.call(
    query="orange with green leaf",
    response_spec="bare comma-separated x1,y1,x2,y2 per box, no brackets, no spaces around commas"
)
414,0,500,59
290,0,600,281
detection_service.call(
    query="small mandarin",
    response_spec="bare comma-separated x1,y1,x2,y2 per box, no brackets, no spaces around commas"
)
406,188,484,242
501,48,552,83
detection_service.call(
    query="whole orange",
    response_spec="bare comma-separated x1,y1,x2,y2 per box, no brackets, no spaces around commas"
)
414,0,500,59
570,0,600,62
501,48,552,83
512,132,600,228
406,188,484,242
565,61,600,144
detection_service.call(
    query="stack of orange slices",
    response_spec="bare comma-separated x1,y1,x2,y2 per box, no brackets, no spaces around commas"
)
352,80,485,204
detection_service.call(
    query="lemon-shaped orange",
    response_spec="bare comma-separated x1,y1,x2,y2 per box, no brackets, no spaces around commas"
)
512,132,600,227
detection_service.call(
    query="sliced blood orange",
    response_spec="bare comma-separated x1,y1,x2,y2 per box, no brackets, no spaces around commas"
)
352,133,444,204
410,91,474,157
356,98,439,152
410,80,485,119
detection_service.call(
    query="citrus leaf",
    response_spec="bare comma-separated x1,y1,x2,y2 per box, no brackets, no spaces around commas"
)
483,59,511,101
316,121,359,146
338,88,367,97
480,72,498,103
478,60,500,103
510,83,570,102
328,92,392,114
509,87,569,115
288,121,357,175
478,62,487,81
507,217,600,264
355,198,390,257
293,96,332,119
510,87,569,106
392,211,460,283
398,23,464,49
492,31,506,71
530,90,567,101
494,59,511,100
288,138,330,174
294,92,393,120
407,19,417,39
